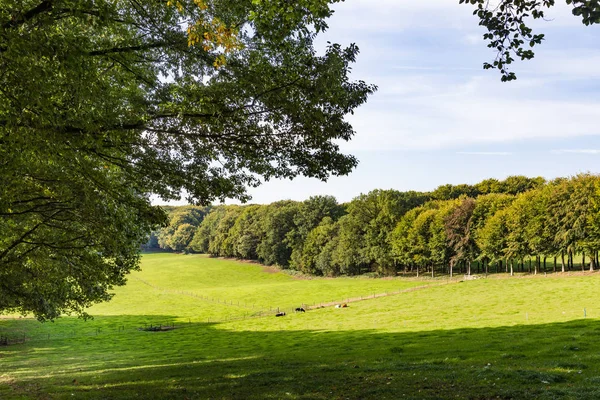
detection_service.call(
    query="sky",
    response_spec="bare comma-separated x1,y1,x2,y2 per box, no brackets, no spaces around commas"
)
164,1,600,205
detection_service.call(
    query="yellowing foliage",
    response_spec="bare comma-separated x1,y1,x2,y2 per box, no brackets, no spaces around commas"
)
168,0,243,68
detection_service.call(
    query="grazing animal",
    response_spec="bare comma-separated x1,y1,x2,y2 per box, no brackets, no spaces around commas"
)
335,304,341,309
295,307,306,313
342,303,348,308
275,312,286,317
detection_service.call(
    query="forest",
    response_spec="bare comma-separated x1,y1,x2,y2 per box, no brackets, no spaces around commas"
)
148,174,600,277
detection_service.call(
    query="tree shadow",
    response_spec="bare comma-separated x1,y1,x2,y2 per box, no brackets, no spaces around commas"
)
2,316,600,399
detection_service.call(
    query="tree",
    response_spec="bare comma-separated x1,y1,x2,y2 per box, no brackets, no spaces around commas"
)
297,216,339,275
1,0,375,319
156,206,207,251
256,201,299,267
477,208,511,274
287,195,344,270
463,0,600,81
444,197,477,276
189,207,227,254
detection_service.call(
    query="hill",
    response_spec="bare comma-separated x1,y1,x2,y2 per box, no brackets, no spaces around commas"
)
2,254,600,399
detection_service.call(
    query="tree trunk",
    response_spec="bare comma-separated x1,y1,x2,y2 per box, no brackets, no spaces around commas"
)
568,251,573,271
582,252,586,272
510,259,514,276
467,260,471,276
485,258,488,276
431,265,434,278
590,252,595,272
416,266,419,278
528,257,532,273
553,256,556,273
543,256,547,273
450,261,453,278
561,252,565,273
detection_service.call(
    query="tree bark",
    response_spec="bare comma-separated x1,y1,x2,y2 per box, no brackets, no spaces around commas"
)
450,261,453,278
561,252,565,273
510,259,514,276
568,251,573,271
582,252,586,272
553,256,556,273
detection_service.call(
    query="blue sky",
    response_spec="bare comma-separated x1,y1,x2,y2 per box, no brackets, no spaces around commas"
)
163,1,600,206
233,0,600,204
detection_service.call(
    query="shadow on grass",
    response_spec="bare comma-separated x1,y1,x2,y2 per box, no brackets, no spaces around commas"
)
2,317,600,399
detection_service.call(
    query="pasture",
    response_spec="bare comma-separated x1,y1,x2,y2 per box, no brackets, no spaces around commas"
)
2,253,600,399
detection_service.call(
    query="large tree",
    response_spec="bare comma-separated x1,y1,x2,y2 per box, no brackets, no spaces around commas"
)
0,0,375,319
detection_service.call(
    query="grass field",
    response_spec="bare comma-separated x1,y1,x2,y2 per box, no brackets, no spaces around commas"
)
2,253,600,399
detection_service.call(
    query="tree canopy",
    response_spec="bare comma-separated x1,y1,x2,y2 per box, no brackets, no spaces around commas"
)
0,0,375,320
160,175,600,280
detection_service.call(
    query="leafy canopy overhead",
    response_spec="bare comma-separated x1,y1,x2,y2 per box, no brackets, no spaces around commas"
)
0,0,375,320
462,0,600,81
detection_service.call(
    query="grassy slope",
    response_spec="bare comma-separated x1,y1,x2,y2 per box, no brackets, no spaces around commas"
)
2,253,600,399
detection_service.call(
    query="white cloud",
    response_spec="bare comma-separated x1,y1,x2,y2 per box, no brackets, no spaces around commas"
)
341,72,600,151
457,152,513,156
551,149,600,154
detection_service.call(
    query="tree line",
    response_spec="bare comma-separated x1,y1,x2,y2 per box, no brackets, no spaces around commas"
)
147,174,600,277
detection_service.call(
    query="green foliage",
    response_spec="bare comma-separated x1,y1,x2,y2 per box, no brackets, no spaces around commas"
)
181,174,600,278
1,0,375,319
462,0,600,80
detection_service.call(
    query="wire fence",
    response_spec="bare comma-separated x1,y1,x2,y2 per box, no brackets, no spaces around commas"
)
1,279,594,345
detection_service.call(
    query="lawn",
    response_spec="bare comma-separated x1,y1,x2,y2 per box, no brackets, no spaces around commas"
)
2,253,600,399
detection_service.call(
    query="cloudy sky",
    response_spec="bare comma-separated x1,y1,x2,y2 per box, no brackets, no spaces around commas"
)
219,1,600,204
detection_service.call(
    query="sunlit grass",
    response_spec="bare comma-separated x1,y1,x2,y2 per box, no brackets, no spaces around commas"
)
2,253,600,399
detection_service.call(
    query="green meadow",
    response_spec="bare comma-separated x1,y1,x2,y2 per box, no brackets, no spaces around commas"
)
2,253,600,399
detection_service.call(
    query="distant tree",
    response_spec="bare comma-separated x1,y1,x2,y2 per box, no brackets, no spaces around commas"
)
288,196,344,269
210,206,242,257
431,184,478,201
346,190,429,275
444,197,477,276
504,193,535,273
391,206,427,275
256,201,299,267
500,176,545,196
334,214,369,275
471,193,515,273
298,217,339,275
189,207,227,254
226,205,266,260
429,200,461,277
477,208,512,274
169,224,197,252
155,206,208,251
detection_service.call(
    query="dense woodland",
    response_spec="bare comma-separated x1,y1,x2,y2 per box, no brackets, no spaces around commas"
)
147,174,600,277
